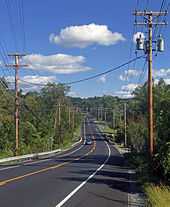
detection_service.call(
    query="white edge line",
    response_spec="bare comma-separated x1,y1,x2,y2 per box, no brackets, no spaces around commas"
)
97,123,130,206
0,165,20,171
55,140,111,207
57,144,84,158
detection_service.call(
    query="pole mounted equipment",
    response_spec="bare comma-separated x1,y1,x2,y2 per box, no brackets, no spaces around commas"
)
133,10,168,158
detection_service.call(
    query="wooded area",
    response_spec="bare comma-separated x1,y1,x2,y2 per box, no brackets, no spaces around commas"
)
0,80,82,157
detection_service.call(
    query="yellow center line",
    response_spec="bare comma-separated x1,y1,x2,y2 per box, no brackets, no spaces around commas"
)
0,139,96,187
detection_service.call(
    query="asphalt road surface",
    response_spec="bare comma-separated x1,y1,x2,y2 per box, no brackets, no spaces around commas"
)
0,116,134,207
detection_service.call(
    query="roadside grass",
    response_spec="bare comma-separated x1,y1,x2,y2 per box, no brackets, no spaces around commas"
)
145,184,170,207
123,151,170,207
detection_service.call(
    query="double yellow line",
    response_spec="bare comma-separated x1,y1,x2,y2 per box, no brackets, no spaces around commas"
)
0,139,96,187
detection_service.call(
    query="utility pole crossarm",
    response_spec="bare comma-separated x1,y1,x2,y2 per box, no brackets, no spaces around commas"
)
134,22,167,26
6,64,28,67
133,11,168,16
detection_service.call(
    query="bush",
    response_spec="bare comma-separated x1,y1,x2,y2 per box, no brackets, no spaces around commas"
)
127,121,147,153
155,141,170,182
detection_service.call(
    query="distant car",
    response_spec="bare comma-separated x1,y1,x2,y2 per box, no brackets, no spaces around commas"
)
86,140,92,145
84,136,92,145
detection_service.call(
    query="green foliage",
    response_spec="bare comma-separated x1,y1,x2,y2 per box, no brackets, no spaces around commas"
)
0,82,82,157
127,120,147,152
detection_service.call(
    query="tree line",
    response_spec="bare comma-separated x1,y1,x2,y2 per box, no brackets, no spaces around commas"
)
0,80,83,157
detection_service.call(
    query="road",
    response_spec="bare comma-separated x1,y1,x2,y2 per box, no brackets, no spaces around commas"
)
0,117,133,207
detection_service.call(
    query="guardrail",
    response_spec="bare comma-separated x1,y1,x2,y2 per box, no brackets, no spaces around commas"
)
0,149,61,165
0,137,82,165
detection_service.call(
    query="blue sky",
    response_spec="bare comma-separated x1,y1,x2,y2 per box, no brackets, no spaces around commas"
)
0,0,170,98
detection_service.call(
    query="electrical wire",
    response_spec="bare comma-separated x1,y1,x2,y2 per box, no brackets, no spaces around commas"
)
137,58,147,85
153,0,167,39
18,0,26,52
12,55,146,87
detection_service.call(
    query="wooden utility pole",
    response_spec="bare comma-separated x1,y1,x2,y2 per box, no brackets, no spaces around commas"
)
97,108,99,121
72,109,75,129
124,103,127,147
112,110,115,128
104,110,107,122
68,106,71,129
58,102,61,145
58,102,61,126
6,54,27,155
134,11,167,157
54,105,58,144
101,107,103,121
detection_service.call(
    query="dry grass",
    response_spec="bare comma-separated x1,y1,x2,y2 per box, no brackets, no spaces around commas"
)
145,184,170,207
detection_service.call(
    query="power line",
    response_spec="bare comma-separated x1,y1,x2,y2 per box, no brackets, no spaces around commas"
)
18,0,26,52
137,58,147,85
5,0,18,51
153,0,167,39
53,55,145,85
13,55,145,87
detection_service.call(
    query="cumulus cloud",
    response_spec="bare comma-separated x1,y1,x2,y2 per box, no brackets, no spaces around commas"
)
164,79,170,85
112,91,134,99
67,91,79,97
133,32,145,43
154,68,170,78
22,53,92,74
49,23,125,48
6,75,57,93
21,75,56,85
120,69,139,81
112,83,139,99
121,83,139,92
97,75,107,83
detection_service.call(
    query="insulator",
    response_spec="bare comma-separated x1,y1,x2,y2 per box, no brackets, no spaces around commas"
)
157,35,164,52
136,34,145,50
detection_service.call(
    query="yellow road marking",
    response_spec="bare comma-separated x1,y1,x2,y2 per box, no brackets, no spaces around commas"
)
0,140,96,187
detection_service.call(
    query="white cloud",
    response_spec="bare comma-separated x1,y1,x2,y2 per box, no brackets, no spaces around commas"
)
22,53,93,74
121,83,139,92
113,91,134,99
164,79,170,85
112,83,139,99
133,32,145,43
154,68,170,78
120,69,139,81
6,75,57,93
21,75,56,85
67,91,79,97
97,75,107,83
49,23,125,48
